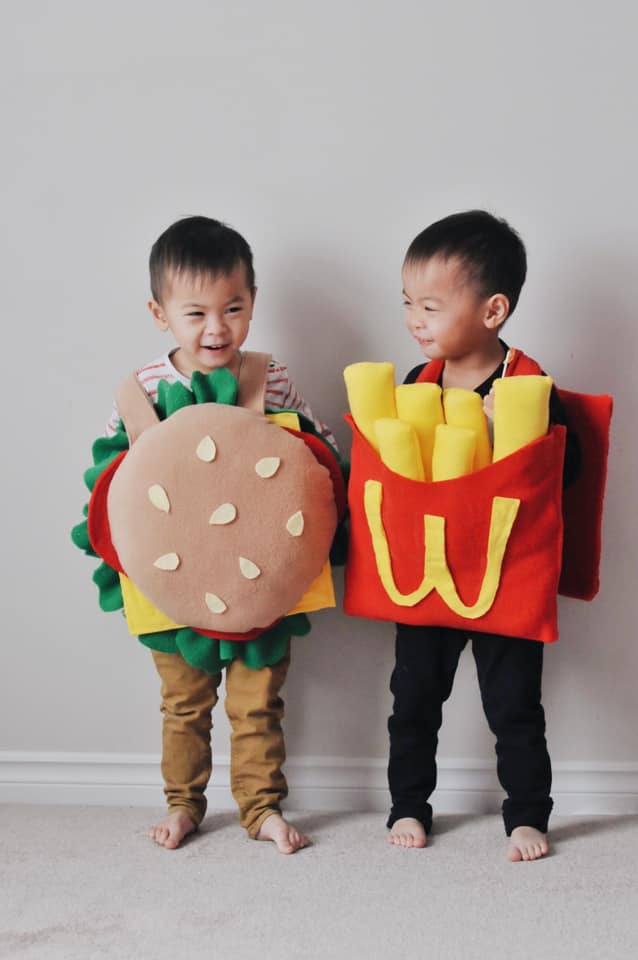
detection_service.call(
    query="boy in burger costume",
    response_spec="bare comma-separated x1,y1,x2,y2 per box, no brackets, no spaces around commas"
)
73,216,343,853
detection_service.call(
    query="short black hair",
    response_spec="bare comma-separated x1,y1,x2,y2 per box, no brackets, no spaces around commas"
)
404,210,527,316
149,215,255,303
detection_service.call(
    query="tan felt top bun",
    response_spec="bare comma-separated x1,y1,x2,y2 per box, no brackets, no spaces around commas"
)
107,404,337,632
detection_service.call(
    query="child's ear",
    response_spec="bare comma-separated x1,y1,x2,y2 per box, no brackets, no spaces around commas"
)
148,299,169,331
484,293,509,331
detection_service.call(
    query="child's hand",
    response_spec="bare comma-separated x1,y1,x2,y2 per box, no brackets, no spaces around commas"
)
483,387,495,421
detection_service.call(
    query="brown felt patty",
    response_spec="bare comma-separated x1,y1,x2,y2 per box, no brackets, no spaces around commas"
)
107,404,337,632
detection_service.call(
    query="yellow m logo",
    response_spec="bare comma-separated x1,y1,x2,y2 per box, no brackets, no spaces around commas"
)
363,480,520,618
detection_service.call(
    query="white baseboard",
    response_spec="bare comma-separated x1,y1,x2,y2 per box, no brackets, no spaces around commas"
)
1,752,637,815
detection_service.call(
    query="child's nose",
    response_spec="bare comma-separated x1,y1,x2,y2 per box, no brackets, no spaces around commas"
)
205,313,225,333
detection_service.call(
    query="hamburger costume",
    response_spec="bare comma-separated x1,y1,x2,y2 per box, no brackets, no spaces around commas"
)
73,352,345,833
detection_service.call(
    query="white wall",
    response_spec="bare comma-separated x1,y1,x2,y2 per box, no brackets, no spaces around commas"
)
2,1,636,802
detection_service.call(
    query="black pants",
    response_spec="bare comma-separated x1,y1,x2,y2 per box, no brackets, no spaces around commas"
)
387,624,553,836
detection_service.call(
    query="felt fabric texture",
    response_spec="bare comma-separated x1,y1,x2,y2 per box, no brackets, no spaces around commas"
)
137,615,309,674
283,427,347,521
557,389,613,600
114,373,160,444
119,558,335,637
395,382,444,483
235,350,272,411
73,368,344,673
374,418,425,481
344,415,565,643
415,349,613,602
86,452,126,573
431,424,477,481
106,403,338,632
442,388,492,470
343,362,397,452
492,375,552,461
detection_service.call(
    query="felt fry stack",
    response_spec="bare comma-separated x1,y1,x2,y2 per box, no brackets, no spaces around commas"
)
344,362,552,479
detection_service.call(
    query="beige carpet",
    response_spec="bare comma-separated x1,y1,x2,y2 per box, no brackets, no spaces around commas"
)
1,806,637,960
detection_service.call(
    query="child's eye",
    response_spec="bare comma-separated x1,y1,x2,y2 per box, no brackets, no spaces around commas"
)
186,311,204,317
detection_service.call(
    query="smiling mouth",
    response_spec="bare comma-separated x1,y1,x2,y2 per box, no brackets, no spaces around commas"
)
202,344,229,351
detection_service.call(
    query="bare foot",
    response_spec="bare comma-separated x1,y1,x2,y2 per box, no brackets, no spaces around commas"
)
388,817,427,849
147,810,196,850
256,813,310,854
508,826,549,862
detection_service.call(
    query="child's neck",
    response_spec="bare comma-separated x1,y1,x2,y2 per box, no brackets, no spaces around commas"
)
440,341,506,391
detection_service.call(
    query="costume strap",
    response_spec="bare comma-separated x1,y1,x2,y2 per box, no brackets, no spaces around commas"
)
502,348,543,377
415,349,543,384
237,351,272,413
415,359,444,383
115,373,160,444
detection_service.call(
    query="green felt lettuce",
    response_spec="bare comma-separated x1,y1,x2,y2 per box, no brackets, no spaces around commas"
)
71,369,329,672
137,613,311,673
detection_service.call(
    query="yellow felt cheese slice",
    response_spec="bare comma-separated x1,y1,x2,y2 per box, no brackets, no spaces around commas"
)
119,558,336,636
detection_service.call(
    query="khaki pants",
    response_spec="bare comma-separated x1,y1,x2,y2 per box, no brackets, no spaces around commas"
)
151,645,290,838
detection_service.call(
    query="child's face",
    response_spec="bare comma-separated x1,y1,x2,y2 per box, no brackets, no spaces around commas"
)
149,266,255,378
402,255,500,362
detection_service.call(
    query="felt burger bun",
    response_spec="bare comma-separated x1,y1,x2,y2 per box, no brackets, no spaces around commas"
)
106,403,338,634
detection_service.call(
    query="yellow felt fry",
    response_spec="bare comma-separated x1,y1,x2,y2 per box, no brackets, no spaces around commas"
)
395,383,444,482
492,375,552,461
431,424,477,481
442,388,492,470
374,418,425,481
343,362,397,451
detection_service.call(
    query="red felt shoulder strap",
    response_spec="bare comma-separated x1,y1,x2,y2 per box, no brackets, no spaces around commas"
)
502,348,543,377
415,359,444,383
414,348,543,383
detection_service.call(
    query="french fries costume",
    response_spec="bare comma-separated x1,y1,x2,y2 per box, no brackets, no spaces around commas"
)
344,348,612,837
344,349,612,643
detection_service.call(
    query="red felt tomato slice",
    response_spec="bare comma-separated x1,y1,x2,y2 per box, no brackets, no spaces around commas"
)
283,428,347,519
87,452,126,572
